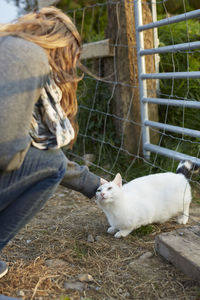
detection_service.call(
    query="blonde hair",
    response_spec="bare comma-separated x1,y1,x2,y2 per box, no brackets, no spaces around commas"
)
0,6,82,146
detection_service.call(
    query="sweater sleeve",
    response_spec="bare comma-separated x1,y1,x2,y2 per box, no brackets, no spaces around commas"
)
0,36,50,171
61,157,101,199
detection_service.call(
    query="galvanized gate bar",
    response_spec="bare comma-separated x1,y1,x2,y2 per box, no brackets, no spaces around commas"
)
134,0,150,159
142,97,200,109
140,41,200,55
141,71,200,80
138,9,200,31
144,144,200,166
145,120,200,139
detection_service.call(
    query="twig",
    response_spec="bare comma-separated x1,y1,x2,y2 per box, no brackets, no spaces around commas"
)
31,275,58,300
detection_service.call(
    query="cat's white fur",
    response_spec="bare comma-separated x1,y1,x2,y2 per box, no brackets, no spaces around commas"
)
96,161,192,238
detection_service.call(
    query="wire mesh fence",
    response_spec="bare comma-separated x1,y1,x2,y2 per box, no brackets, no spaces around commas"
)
58,0,200,225
64,3,199,165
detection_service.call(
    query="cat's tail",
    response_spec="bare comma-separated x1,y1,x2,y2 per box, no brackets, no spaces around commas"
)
176,160,199,179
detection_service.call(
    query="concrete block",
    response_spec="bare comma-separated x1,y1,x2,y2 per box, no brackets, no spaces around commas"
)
155,225,200,281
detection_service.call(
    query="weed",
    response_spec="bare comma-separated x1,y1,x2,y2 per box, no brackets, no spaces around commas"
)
60,296,71,300
131,225,156,237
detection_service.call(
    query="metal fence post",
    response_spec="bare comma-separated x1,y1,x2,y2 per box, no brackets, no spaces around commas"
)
134,0,150,160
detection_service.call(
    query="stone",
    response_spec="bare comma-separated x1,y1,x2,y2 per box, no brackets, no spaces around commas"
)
16,291,25,297
155,225,200,281
87,234,95,243
78,273,94,282
129,251,153,268
45,258,67,268
138,251,153,261
63,281,85,291
95,235,101,242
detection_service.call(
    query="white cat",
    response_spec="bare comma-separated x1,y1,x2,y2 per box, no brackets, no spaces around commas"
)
96,160,194,238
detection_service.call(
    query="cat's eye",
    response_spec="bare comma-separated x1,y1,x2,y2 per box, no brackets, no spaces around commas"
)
107,187,112,191
97,188,101,192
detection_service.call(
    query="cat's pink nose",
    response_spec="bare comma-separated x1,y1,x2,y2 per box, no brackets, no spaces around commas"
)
101,192,105,198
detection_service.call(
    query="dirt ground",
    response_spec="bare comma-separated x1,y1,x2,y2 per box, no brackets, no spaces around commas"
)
1,184,200,300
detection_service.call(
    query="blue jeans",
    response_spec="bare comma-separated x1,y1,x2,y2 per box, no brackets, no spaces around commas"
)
0,146,66,251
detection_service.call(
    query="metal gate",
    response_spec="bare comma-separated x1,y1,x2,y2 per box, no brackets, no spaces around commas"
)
134,0,200,165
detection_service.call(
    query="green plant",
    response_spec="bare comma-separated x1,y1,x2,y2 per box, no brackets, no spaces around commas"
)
131,225,156,237
72,241,88,257
57,0,107,42
157,18,200,158
60,296,71,300
157,0,193,16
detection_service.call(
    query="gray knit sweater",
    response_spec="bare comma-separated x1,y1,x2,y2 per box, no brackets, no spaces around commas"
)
0,36,100,198
0,35,50,171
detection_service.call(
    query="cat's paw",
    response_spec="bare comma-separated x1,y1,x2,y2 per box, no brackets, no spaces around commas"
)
107,226,117,234
114,229,131,238
177,215,189,225
114,231,122,238
114,230,131,239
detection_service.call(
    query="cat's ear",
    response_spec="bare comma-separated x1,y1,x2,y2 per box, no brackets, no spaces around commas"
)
113,173,122,188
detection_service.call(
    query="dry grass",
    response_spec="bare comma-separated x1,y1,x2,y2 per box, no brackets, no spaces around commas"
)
1,185,200,300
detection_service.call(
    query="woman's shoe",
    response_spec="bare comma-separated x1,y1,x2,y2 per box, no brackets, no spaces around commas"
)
0,261,8,278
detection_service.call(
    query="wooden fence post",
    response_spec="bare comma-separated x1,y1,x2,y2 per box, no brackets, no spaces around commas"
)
104,0,158,156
